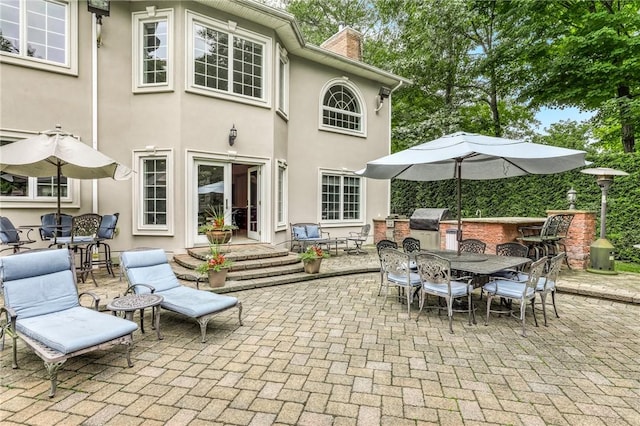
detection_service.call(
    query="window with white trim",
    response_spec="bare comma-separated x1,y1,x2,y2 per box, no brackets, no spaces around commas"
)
320,80,365,135
186,11,271,104
276,160,287,226
132,8,173,92
321,172,362,222
0,138,72,204
133,149,174,235
276,43,289,116
0,0,77,74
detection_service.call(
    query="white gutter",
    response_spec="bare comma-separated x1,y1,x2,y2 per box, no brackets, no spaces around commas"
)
91,15,98,213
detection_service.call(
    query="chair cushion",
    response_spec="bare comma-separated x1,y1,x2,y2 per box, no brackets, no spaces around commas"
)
16,307,137,354
483,280,534,299
306,225,320,239
388,272,421,287
126,263,181,293
292,226,307,239
159,286,239,318
1,248,71,281
121,249,169,269
512,273,554,291
3,270,78,318
422,280,470,297
56,236,94,245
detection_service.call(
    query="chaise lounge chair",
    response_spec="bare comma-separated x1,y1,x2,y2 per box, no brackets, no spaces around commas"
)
0,249,138,397
120,248,243,343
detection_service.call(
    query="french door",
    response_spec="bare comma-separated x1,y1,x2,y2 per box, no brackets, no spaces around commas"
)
194,161,231,246
247,166,260,240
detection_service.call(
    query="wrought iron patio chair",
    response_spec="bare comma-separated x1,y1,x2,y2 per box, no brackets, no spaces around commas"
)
483,257,546,337
376,239,398,295
379,248,422,318
52,213,102,285
414,253,476,333
346,224,371,254
458,238,487,254
402,237,421,254
87,213,119,276
491,242,530,279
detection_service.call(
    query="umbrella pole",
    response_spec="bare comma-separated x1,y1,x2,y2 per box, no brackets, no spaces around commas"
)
56,163,62,237
456,159,462,256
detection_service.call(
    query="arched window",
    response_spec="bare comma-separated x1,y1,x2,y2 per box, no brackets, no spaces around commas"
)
320,81,364,134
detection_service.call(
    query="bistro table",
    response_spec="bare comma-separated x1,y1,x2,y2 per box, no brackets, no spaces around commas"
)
107,293,164,340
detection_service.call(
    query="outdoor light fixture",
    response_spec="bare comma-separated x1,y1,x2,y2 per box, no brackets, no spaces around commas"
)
228,125,237,146
375,86,391,112
87,0,110,47
581,167,629,274
567,187,577,210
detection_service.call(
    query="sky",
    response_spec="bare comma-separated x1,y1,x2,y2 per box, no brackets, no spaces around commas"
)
535,106,594,132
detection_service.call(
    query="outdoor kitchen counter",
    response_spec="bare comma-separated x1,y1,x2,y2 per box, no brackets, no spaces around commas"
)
439,217,547,254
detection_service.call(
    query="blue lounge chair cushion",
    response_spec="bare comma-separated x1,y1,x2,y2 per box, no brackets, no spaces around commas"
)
120,250,181,293
483,280,535,299
159,286,239,318
292,226,307,239
1,248,70,281
423,280,471,297
16,307,137,354
306,225,320,239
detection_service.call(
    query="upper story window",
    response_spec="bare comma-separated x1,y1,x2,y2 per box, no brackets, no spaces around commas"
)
186,11,271,106
0,0,77,74
319,79,366,136
276,43,289,117
132,8,173,93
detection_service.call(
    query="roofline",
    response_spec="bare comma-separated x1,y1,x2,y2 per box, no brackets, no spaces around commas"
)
193,0,412,86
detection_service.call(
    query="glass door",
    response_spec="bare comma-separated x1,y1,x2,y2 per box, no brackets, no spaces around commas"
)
247,166,260,240
195,161,231,245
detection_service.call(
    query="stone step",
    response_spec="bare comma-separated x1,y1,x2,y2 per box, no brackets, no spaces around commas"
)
171,260,305,282
187,245,290,261
173,252,301,273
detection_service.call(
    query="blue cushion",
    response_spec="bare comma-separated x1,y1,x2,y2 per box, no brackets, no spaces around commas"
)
121,249,169,269
292,226,307,239
126,263,181,293
306,225,320,239
3,270,78,319
1,248,71,281
159,286,238,318
388,271,421,287
16,307,137,354
483,280,535,299
423,280,471,298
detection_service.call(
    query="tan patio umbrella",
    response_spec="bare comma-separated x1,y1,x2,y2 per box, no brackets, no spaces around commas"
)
357,132,589,255
0,125,132,226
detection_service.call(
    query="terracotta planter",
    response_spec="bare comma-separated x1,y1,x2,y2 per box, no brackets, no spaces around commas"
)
303,258,322,274
206,229,232,244
207,268,228,287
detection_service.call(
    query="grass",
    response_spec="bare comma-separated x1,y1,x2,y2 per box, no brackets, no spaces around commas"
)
616,262,640,273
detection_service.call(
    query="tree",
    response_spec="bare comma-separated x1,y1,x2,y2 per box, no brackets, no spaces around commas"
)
501,0,640,152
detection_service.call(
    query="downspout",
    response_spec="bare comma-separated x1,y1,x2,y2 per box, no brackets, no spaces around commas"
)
91,14,98,213
385,80,404,216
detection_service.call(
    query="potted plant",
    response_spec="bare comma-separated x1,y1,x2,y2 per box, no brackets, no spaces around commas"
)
198,205,237,244
196,244,233,287
298,245,329,274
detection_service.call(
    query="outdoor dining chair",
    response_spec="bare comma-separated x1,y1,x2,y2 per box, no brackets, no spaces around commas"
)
414,253,476,333
402,237,421,254
458,238,487,254
52,213,102,285
491,242,530,279
379,248,422,318
375,239,398,295
88,213,119,276
483,256,546,337
0,216,35,253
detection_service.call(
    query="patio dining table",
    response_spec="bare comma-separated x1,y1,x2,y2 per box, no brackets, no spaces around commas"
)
421,249,531,277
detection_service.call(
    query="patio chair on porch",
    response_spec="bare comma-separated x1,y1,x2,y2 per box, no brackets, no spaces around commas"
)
0,249,137,397
120,248,243,343
346,224,371,254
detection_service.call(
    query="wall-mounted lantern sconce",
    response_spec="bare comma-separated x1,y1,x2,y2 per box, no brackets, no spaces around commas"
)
87,0,110,47
375,86,391,113
228,125,237,146
567,187,577,210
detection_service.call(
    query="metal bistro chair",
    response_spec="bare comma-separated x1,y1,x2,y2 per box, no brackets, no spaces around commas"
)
402,237,421,254
53,213,102,285
415,253,476,333
87,213,119,276
518,214,573,263
492,242,530,279
0,216,35,253
458,238,487,254
483,256,546,337
376,239,398,295
379,248,422,318
346,224,371,254
39,213,72,241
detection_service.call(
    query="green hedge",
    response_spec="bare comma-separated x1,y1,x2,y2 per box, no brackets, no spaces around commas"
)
390,152,640,263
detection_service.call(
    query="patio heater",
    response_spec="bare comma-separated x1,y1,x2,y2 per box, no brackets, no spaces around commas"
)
581,167,628,274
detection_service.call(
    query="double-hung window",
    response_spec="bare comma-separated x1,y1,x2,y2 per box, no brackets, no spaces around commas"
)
276,43,289,117
321,171,362,222
186,11,271,105
133,149,174,235
132,8,173,92
0,0,77,74
276,160,287,227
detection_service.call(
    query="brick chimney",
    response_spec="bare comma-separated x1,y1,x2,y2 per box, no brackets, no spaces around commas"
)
320,25,363,61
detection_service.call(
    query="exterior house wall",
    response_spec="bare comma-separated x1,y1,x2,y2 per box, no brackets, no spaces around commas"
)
0,0,405,254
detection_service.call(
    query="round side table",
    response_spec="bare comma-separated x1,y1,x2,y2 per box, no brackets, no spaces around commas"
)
107,293,164,340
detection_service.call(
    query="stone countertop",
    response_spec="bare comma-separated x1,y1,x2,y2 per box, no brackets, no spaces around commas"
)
440,217,546,224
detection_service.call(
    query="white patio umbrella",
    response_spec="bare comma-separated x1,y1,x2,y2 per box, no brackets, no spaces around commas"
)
198,181,224,194
357,132,589,255
0,125,132,225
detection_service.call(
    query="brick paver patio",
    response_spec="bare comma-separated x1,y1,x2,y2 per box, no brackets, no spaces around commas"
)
2,266,640,425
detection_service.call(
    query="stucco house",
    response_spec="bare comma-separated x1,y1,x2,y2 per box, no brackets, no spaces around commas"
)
0,0,409,254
